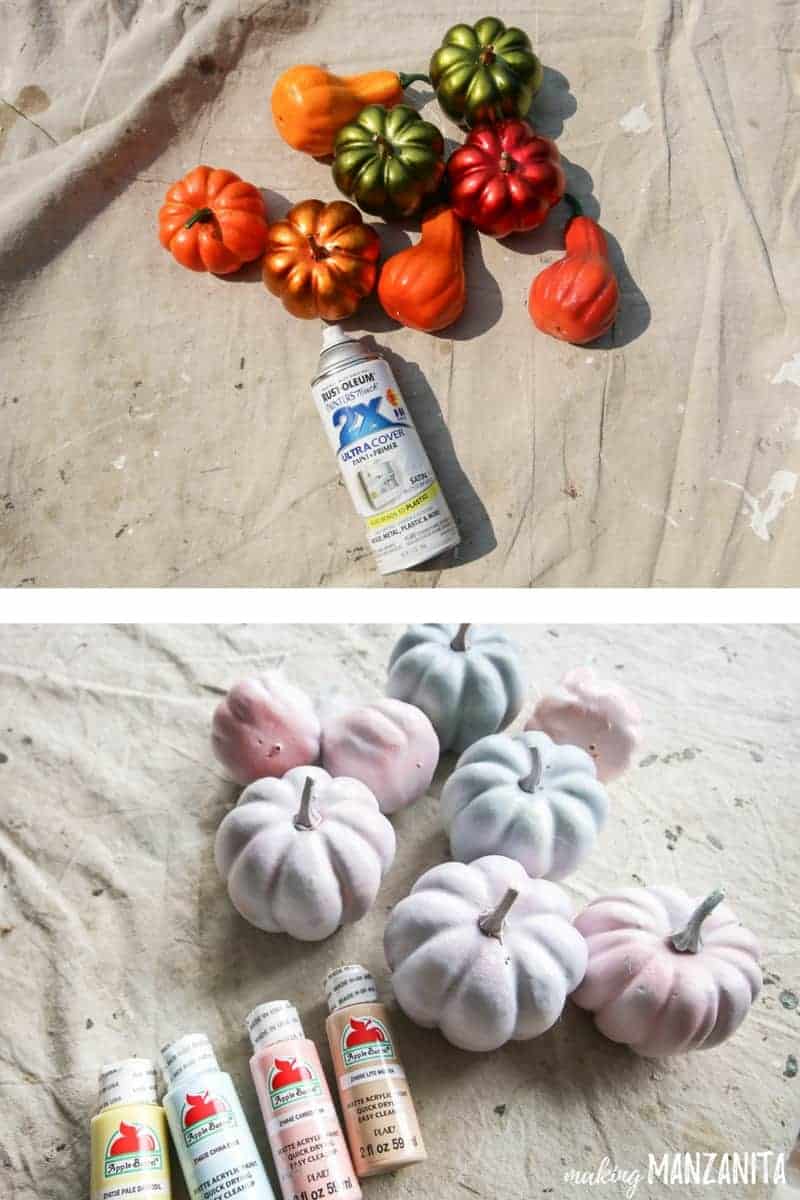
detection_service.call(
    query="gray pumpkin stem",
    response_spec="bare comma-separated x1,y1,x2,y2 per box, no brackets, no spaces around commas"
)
450,623,471,652
671,888,725,953
478,887,519,939
518,746,543,794
294,777,320,830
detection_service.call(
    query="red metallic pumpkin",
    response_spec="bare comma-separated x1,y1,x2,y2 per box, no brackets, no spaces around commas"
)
528,197,619,344
446,119,564,238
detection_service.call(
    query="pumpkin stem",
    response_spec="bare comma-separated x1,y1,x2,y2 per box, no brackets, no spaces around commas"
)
398,72,430,89
563,193,584,221
184,206,214,229
294,777,320,830
518,746,543,794
308,236,329,261
478,887,519,939
671,888,726,954
450,623,471,652
479,47,496,66
500,151,515,174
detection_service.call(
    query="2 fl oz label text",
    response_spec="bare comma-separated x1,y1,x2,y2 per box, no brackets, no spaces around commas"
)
292,1180,355,1200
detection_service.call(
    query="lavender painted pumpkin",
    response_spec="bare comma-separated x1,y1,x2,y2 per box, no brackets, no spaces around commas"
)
441,730,609,880
215,766,395,940
320,698,439,814
528,666,642,782
387,623,526,754
384,855,587,1051
572,886,762,1055
211,672,321,785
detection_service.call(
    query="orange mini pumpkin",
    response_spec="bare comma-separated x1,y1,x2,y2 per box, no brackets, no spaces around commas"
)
271,65,428,157
262,199,380,320
377,206,466,333
158,166,268,274
528,196,619,344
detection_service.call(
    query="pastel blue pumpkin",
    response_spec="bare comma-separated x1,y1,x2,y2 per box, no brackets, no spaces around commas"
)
441,729,609,880
386,623,526,754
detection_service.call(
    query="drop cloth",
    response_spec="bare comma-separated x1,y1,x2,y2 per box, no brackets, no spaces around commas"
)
1,623,798,1199
1,0,799,586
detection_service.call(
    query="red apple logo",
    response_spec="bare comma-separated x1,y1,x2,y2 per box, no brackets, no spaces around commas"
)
345,1017,388,1048
271,1057,312,1090
109,1121,156,1156
183,1091,227,1127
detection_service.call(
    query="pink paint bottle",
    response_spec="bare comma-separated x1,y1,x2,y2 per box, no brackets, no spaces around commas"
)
246,1000,361,1200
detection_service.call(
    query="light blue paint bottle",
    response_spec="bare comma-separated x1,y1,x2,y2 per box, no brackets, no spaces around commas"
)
161,1032,275,1200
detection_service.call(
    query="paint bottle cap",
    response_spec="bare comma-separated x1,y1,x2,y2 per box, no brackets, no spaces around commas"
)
159,1033,219,1087
325,963,379,1013
246,1001,304,1050
97,1058,159,1112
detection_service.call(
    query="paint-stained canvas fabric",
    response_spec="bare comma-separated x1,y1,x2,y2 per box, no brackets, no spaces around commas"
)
1,1,798,585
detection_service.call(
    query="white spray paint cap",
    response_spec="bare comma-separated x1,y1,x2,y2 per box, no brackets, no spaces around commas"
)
159,1033,219,1087
325,963,379,1013
97,1058,159,1112
246,1001,304,1050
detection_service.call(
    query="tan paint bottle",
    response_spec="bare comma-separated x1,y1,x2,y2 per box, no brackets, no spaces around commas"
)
324,963,426,1179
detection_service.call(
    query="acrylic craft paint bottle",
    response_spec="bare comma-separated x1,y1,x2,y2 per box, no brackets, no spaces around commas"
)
90,1058,172,1200
246,1000,361,1200
161,1032,275,1200
324,963,426,1178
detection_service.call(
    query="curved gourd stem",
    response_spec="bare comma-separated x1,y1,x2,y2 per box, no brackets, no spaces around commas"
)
450,623,471,652
398,72,430,88
184,206,214,229
478,887,519,939
518,746,543,794
671,889,725,953
294,777,320,830
563,193,584,221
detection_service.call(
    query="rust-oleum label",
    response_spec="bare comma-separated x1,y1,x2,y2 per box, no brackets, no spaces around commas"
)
311,356,460,574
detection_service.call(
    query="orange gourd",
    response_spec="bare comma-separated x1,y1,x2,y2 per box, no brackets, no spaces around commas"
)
158,166,268,274
377,207,466,333
271,65,428,157
528,196,619,344
262,199,380,320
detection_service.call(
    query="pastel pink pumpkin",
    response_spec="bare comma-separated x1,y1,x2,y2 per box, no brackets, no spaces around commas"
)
211,672,321,785
572,887,762,1056
321,698,439,815
527,666,642,782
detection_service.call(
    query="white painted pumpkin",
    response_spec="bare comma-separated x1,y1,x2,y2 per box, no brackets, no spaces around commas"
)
572,886,762,1056
441,730,608,881
386,623,526,754
214,766,395,941
320,698,439,815
527,666,642,782
384,855,587,1051
211,672,321,785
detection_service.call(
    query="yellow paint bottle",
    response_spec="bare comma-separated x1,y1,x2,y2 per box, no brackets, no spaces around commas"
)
90,1058,172,1200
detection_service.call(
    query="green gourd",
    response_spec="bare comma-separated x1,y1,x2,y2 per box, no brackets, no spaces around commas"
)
332,104,445,219
429,16,543,127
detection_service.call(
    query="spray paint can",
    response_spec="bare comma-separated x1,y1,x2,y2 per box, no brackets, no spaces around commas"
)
90,1058,172,1200
324,964,426,1178
160,1032,275,1200
246,1000,361,1200
311,325,460,574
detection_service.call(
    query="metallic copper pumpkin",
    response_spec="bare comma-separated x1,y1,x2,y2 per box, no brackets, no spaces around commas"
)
262,199,380,320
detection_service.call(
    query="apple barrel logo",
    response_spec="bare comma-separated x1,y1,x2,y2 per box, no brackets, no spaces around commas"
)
180,1090,235,1147
267,1056,322,1112
341,1016,394,1070
104,1121,162,1178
